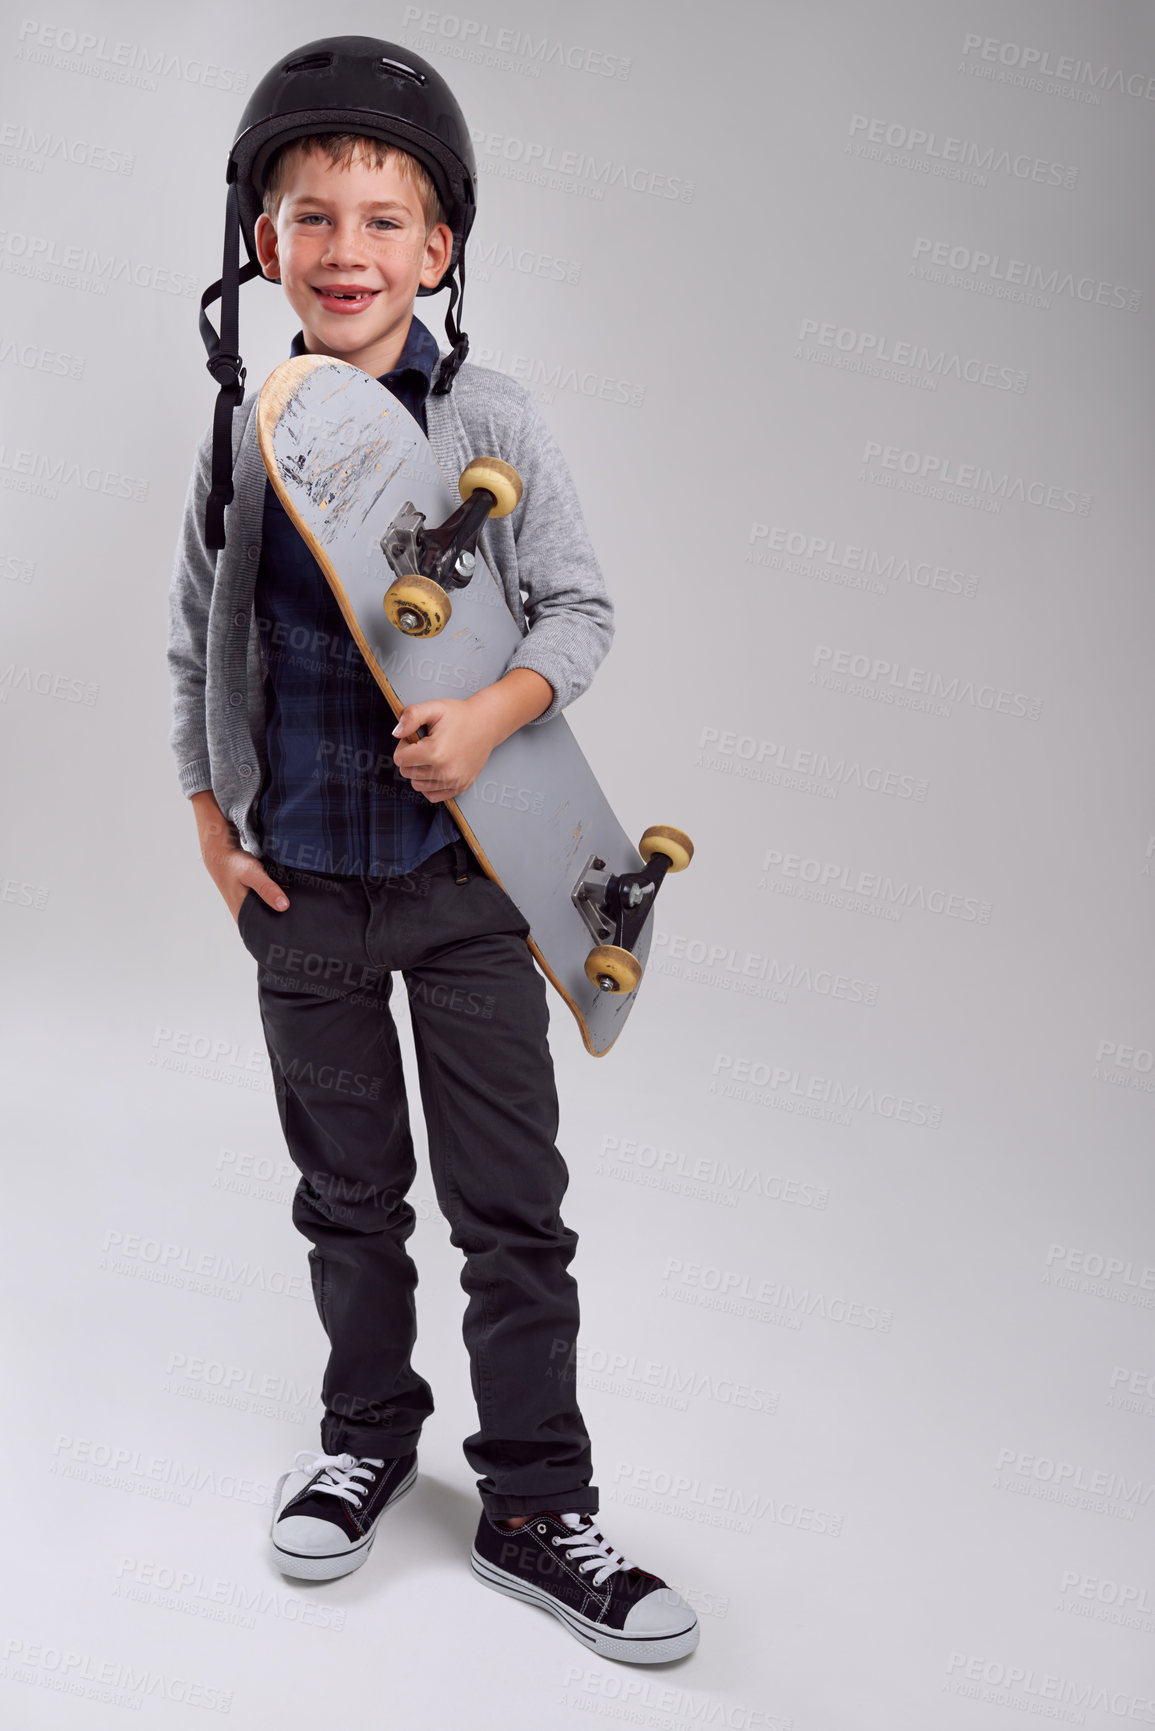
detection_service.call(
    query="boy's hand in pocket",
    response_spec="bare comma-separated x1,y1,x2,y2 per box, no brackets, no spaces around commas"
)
191,791,289,922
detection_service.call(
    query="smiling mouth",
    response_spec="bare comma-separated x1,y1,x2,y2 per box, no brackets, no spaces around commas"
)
313,287,380,303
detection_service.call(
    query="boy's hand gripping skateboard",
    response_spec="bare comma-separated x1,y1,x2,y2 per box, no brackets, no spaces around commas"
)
256,355,692,1055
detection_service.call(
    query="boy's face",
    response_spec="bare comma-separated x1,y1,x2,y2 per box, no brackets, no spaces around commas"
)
254,143,453,376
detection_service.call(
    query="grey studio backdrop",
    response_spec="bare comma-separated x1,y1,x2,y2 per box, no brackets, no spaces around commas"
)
1,1,1152,1726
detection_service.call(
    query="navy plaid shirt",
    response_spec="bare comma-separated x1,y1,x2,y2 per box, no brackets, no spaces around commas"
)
252,315,461,877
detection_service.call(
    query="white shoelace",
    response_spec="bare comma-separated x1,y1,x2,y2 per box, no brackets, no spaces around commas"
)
290,1449,385,1508
550,1512,637,1589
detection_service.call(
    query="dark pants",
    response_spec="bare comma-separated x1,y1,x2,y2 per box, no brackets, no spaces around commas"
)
236,840,598,1517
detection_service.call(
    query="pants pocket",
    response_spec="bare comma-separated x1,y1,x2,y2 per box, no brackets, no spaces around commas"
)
236,886,258,944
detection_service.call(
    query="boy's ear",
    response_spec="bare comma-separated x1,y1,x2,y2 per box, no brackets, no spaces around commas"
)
421,220,454,290
254,212,281,281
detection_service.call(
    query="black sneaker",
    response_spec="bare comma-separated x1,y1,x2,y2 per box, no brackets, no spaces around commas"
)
471,1508,700,1662
269,1448,417,1580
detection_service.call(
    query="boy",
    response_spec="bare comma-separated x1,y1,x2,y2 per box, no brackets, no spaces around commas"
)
167,37,699,1664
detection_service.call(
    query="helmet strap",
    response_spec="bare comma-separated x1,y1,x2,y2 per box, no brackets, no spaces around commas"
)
432,246,469,395
199,171,260,550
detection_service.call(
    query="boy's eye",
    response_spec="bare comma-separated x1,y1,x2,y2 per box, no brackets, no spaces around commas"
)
296,214,399,230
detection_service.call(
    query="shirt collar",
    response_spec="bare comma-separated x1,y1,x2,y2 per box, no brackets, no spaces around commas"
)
288,314,441,390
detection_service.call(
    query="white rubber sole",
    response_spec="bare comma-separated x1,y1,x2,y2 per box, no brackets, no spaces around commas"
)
270,1460,418,1581
470,1547,700,1663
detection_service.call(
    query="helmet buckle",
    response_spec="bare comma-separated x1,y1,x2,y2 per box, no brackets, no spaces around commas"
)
206,351,247,389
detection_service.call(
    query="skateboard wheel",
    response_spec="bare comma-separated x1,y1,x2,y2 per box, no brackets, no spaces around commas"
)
459,457,523,519
383,574,452,639
584,944,643,995
639,825,694,873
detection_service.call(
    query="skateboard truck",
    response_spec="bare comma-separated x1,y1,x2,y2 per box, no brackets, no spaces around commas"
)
573,827,695,994
380,458,524,639
381,490,492,594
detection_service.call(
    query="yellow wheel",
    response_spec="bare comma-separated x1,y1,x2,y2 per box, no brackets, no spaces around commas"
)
639,825,694,873
459,457,523,519
584,944,643,995
383,574,451,638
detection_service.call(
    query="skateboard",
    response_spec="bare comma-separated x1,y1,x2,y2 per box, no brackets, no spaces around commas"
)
255,354,692,1056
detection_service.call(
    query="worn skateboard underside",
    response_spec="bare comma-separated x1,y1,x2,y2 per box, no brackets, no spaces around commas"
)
255,353,648,1056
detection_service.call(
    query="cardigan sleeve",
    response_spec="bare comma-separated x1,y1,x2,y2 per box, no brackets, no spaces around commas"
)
165,424,217,796
498,392,615,724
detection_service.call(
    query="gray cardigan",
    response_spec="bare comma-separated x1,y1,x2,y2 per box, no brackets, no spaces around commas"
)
166,356,615,858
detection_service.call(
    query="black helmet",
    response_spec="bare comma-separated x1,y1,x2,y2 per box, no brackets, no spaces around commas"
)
198,36,477,549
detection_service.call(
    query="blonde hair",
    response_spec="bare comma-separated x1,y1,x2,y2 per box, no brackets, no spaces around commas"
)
261,132,447,234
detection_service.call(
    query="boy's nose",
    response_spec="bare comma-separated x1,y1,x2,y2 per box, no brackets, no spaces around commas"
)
321,223,370,266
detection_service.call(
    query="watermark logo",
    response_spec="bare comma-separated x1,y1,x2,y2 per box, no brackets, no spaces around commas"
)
162,1349,316,1427
386,645,484,695
1042,1243,1155,1310
745,522,979,600
809,641,1042,721
113,1553,344,1631
212,1149,295,1205
549,1336,779,1418
944,1650,1155,1719
0,335,85,379
0,1634,233,1714
710,1052,942,1128
660,1257,894,1334
0,435,147,502
597,1131,832,1211
558,1667,791,1729
0,226,196,299
846,113,1078,189
99,1229,310,1305
1091,1038,1155,1095
14,19,248,95
860,436,1091,516
1107,1365,1155,1421
401,9,631,81
1,875,49,909
462,774,548,816
467,343,644,408
959,33,1155,105
1,551,35,582
992,1445,1154,1521
613,1461,843,1538
470,127,692,204
910,235,1141,313
760,846,992,926
0,119,134,176
695,723,928,801
1056,1568,1155,1636
796,316,1027,393
469,238,581,285
149,1025,272,1094
48,1431,272,1508
0,662,98,703
650,927,880,1006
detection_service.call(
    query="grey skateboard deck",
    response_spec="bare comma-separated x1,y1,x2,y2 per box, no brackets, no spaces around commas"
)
255,353,688,1056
